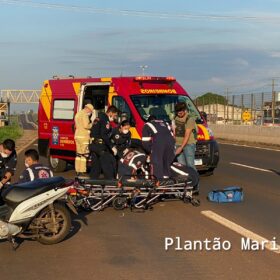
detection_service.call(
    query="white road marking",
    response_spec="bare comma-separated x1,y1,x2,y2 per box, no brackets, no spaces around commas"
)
230,162,273,173
219,142,280,152
201,210,280,254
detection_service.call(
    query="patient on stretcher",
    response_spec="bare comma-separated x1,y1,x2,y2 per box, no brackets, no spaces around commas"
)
117,148,199,193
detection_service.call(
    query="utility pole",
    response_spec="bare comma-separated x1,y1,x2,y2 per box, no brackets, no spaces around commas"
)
272,78,276,125
226,88,229,122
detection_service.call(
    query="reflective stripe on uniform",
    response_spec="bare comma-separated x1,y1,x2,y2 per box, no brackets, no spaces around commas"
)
166,123,174,136
27,168,35,181
142,137,152,141
128,154,145,169
146,122,158,134
170,165,189,176
129,163,137,170
74,135,90,139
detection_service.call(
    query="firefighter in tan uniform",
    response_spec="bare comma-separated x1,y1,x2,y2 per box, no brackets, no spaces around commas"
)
74,104,94,175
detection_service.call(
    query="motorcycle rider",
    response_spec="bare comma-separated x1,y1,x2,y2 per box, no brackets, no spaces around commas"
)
18,149,53,183
0,139,17,205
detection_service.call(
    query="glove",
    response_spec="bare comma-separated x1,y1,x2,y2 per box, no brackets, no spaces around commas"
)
123,148,129,156
112,146,118,156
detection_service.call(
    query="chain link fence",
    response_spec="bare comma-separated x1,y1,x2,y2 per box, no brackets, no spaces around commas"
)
194,92,280,126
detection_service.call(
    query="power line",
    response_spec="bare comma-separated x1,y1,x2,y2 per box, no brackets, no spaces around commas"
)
1,0,280,23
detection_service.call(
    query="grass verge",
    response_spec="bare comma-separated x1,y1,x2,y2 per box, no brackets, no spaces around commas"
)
0,125,23,143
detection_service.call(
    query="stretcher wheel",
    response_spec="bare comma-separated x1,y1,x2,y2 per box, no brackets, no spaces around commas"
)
183,196,191,204
112,196,127,210
191,198,200,207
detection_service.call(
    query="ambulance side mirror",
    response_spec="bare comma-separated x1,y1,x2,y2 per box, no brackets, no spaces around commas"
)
200,111,207,123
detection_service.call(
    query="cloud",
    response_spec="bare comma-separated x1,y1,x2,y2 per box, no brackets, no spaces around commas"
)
209,77,226,84
231,58,249,67
1,39,279,96
269,51,280,58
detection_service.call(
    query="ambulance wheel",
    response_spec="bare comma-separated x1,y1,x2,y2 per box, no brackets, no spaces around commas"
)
191,198,200,207
112,196,127,210
49,156,67,173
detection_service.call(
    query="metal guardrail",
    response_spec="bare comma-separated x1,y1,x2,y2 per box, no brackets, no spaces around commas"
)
0,90,40,103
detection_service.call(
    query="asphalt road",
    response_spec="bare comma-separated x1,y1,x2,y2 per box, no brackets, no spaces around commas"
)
0,142,279,280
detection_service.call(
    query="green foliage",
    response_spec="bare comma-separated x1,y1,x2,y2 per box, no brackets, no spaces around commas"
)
9,115,19,126
195,92,227,106
0,124,23,143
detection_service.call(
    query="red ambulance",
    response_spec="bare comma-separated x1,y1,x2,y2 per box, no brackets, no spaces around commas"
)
38,76,219,173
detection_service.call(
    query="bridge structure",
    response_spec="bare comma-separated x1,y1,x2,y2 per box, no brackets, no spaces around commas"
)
0,89,40,104
0,90,40,127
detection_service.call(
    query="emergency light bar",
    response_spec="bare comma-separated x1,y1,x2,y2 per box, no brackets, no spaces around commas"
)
134,76,176,82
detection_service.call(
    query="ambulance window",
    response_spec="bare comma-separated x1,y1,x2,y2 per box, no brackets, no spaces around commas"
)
112,96,135,126
53,99,75,120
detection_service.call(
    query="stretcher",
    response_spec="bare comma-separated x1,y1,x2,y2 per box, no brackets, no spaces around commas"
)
67,175,200,212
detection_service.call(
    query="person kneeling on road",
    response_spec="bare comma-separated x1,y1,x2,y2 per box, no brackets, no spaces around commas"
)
18,149,53,183
117,148,148,178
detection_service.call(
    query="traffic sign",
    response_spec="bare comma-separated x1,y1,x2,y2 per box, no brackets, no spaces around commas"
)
242,110,251,122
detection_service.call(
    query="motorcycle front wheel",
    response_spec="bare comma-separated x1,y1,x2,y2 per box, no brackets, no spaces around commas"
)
35,203,71,245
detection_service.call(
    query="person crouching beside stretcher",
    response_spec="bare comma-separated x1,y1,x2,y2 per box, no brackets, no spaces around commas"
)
118,149,199,193
117,148,148,179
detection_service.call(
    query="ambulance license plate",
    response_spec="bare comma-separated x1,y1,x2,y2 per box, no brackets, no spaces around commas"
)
194,159,203,166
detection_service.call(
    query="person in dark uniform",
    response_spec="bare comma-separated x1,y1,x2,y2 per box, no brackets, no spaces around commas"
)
117,148,148,178
110,120,132,159
0,139,17,205
89,105,119,179
170,161,199,193
142,116,175,179
18,149,53,184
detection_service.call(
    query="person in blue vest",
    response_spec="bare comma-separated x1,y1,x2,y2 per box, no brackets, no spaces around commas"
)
142,115,175,179
18,149,53,183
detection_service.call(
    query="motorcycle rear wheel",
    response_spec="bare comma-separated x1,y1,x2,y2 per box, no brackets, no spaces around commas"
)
35,203,71,245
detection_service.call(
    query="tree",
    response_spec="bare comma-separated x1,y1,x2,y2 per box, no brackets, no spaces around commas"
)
195,92,227,106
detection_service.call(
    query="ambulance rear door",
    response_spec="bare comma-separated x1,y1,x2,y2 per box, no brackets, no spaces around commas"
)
50,98,76,158
78,82,111,120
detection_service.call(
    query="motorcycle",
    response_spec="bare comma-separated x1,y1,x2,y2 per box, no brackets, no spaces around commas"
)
0,176,77,247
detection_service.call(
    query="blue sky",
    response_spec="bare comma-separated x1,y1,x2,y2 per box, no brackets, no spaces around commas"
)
1,0,280,107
